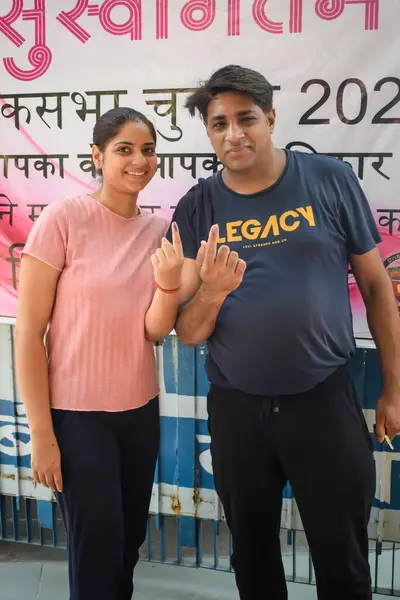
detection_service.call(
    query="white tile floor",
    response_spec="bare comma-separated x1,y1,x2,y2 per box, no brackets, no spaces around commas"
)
0,543,393,600
0,560,313,600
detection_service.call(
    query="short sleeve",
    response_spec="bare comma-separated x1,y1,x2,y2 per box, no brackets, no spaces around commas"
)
21,201,68,271
339,165,381,255
150,214,169,242
166,187,199,259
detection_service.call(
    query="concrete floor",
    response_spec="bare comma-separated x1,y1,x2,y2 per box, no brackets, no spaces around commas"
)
0,541,394,600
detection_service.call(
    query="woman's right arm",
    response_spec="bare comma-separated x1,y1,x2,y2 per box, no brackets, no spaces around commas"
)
15,255,63,493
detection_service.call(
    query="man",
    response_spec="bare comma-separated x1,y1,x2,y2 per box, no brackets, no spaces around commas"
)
165,65,400,599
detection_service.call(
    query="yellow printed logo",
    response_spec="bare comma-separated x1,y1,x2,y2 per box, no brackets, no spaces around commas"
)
217,206,315,244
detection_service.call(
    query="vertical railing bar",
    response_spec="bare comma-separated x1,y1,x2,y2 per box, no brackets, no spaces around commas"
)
374,541,381,594
52,501,58,547
160,515,166,563
146,519,152,561
196,519,202,567
26,498,32,543
292,530,297,582
228,530,233,572
391,542,395,595
177,517,182,565
12,496,19,541
213,520,219,569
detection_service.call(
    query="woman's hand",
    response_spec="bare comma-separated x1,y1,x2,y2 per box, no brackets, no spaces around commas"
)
151,222,184,291
31,433,63,493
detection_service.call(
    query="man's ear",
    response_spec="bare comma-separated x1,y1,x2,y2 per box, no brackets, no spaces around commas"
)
267,108,276,133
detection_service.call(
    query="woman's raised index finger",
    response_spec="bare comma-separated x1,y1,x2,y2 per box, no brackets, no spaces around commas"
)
171,222,184,256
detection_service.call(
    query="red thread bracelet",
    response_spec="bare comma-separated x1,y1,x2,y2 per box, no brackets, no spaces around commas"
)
156,282,181,294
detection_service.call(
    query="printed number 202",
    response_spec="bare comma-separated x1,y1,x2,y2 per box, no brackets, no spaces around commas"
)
299,77,400,126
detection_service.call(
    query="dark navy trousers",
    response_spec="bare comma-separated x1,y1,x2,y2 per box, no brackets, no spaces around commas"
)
52,398,159,600
207,366,376,600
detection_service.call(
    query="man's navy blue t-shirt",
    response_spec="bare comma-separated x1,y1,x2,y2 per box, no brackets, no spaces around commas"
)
168,150,381,396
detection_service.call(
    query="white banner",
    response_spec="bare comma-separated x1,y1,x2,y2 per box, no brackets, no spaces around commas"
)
0,0,399,340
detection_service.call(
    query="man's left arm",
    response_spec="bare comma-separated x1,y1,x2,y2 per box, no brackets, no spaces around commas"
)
351,249,400,441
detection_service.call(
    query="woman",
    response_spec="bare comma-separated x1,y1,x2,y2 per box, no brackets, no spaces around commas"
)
15,107,183,600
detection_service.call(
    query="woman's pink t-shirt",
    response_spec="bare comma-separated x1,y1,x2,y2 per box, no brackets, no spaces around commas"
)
21,195,168,412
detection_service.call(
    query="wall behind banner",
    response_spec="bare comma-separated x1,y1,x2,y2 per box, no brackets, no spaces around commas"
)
0,0,400,338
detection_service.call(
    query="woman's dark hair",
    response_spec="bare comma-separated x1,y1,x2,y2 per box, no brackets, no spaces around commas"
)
185,64,274,122
93,107,157,152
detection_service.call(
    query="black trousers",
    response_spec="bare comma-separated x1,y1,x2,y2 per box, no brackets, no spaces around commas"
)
207,366,376,600
52,398,159,600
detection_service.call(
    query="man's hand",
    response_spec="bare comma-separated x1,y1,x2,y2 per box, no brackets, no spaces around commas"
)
195,224,246,296
376,391,400,443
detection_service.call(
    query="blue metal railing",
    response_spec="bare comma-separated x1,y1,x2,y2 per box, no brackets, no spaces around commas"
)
1,496,400,595
1,320,400,595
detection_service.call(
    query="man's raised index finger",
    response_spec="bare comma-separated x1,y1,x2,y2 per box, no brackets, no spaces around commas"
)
205,224,219,262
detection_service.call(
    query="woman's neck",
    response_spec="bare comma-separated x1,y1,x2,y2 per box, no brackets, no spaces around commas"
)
92,186,139,218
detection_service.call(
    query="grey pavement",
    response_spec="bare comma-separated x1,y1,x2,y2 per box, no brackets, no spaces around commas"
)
0,541,394,600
